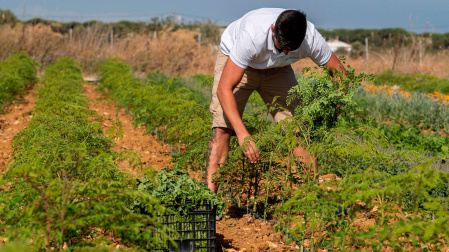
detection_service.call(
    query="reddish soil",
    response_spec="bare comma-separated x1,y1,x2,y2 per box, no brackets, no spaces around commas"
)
83,83,173,177
0,88,36,175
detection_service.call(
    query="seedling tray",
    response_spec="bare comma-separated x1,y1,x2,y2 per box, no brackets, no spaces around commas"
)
148,200,217,252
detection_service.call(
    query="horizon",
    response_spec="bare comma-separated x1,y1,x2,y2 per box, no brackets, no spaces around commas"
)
1,0,449,34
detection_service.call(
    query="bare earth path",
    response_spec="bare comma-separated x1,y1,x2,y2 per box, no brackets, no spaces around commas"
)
83,83,173,177
83,83,297,251
0,88,36,175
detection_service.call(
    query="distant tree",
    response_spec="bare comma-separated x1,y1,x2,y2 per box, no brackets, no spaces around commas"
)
350,41,365,58
319,27,412,49
57,21,82,34
0,9,17,25
25,17,53,26
113,20,147,37
430,33,449,50
183,20,221,45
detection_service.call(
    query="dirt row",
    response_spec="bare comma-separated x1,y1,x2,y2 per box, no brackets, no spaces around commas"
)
0,88,35,174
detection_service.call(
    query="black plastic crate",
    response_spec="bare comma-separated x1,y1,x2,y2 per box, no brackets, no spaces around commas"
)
148,200,217,252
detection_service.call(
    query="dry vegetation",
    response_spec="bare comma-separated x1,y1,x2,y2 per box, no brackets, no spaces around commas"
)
1,22,449,78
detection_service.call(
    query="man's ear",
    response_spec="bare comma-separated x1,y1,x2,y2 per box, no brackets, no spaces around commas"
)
271,24,275,32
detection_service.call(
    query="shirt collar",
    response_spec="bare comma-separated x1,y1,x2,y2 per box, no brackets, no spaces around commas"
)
267,25,280,55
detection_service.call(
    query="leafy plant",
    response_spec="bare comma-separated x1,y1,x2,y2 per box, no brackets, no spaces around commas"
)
287,61,374,139
375,70,449,94
134,168,224,217
0,52,38,111
355,88,449,133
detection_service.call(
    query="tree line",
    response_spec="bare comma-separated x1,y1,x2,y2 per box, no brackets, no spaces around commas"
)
1,8,448,50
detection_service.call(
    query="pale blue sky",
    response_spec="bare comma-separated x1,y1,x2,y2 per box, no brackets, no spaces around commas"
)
2,0,449,33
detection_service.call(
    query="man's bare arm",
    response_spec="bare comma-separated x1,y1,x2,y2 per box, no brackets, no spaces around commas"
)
322,52,347,78
216,58,260,163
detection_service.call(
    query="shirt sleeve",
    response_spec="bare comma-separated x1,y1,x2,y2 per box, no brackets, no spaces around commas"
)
307,26,332,66
229,29,257,69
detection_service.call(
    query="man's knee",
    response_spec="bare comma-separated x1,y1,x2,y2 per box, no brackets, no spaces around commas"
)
211,127,233,140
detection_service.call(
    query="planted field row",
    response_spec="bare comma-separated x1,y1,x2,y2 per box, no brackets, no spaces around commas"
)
0,52,37,111
374,70,449,95
98,59,212,170
339,116,449,161
0,57,169,250
192,73,449,158
356,84,449,133
97,60,449,250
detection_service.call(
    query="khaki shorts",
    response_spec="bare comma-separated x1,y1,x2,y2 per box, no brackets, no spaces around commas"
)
210,50,300,130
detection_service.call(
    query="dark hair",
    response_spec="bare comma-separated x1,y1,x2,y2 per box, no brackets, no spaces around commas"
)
274,10,307,51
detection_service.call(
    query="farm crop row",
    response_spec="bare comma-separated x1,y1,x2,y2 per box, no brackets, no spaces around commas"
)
0,52,37,111
98,59,212,170
356,85,449,133
0,57,169,250
374,70,449,94
97,60,449,250
193,73,449,158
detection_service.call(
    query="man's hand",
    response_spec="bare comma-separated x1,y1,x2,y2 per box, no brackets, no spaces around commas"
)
239,134,260,163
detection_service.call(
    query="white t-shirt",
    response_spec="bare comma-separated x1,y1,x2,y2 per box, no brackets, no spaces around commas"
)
220,8,332,69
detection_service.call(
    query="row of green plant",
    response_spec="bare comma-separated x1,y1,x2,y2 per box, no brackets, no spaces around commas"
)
98,59,212,170
96,59,226,251
355,87,449,133
0,52,38,111
337,116,449,166
338,115,449,156
98,57,449,250
374,70,449,94
0,57,169,251
193,73,449,158
218,66,449,250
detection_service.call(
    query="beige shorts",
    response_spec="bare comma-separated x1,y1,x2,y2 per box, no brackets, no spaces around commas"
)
210,50,300,130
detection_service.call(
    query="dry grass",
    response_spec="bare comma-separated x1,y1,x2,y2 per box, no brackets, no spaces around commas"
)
1,23,449,78
0,23,216,76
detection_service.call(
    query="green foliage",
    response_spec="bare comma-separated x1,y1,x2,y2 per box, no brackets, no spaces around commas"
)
355,87,449,133
318,28,410,48
430,32,449,50
287,61,373,139
278,161,449,251
134,168,224,217
0,52,38,111
338,114,449,157
0,57,168,250
0,241,33,252
374,70,449,94
192,73,213,91
0,9,17,25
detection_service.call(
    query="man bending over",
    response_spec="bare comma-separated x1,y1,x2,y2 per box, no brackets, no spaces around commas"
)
206,8,346,193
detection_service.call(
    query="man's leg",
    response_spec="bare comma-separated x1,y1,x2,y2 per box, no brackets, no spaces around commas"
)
258,65,318,177
293,145,318,178
208,51,259,193
205,127,233,193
